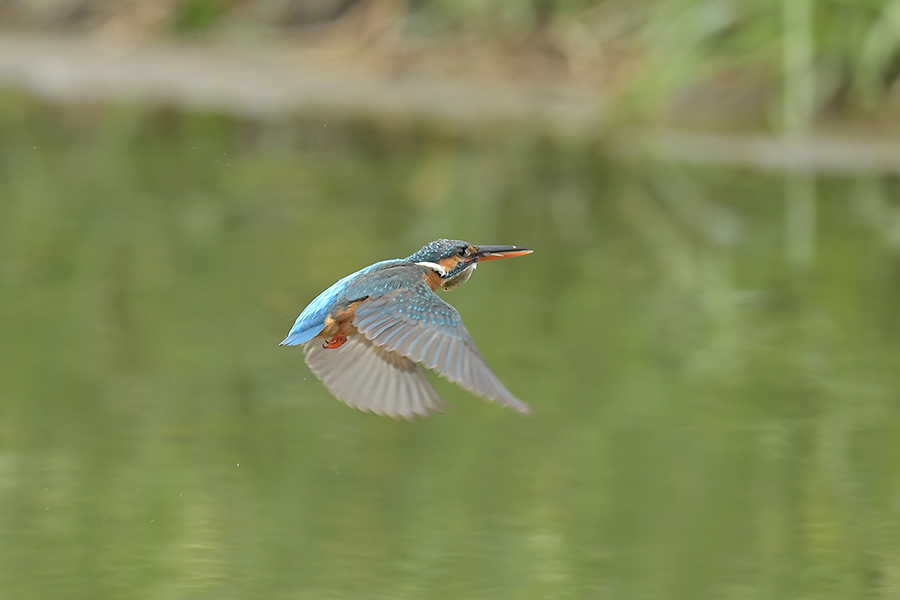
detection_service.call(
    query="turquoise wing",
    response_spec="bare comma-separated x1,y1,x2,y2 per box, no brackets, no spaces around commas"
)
280,260,408,347
293,263,531,418
352,281,531,415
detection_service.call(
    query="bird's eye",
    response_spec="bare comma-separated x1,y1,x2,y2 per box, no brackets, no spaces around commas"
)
457,246,468,258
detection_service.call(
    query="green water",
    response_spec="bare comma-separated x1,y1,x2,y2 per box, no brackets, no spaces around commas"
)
1,95,899,599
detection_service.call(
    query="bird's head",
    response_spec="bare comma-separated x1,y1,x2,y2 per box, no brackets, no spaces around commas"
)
407,239,532,291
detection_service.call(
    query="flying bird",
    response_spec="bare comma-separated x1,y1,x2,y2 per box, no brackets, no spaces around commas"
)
281,239,533,419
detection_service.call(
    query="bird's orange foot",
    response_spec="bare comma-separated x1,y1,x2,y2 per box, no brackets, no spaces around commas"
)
323,333,347,349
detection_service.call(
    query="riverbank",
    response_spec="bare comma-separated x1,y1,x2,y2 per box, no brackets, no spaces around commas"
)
3,32,900,174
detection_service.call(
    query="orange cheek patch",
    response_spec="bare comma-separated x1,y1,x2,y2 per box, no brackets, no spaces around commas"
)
439,256,461,272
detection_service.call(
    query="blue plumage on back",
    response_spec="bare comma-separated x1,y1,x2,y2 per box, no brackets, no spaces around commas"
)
280,259,406,346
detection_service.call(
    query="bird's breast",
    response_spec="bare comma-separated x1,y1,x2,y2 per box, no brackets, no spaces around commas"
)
322,299,363,339
422,268,444,291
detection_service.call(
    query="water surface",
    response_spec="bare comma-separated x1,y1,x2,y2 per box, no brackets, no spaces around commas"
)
1,96,899,599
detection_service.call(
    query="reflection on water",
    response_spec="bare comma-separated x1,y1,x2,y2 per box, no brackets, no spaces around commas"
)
1,94,899,599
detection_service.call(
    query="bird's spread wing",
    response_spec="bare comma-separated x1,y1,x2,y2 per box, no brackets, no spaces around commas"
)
304,336,449,420
352,284,532,415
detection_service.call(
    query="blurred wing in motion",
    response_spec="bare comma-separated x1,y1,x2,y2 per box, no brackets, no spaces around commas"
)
352,283,531,415
304,335,449,420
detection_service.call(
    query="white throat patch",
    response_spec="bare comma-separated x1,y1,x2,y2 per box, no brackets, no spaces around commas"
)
415,261,447,276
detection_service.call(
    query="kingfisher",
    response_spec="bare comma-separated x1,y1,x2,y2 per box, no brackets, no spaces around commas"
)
281,239,533,420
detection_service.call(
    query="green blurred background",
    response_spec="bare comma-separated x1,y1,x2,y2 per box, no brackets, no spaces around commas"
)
2,2,900,599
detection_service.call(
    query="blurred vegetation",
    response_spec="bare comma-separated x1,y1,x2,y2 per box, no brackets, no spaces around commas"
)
4,0,900,126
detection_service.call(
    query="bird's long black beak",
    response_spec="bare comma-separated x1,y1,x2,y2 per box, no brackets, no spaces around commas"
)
472,245,533,262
